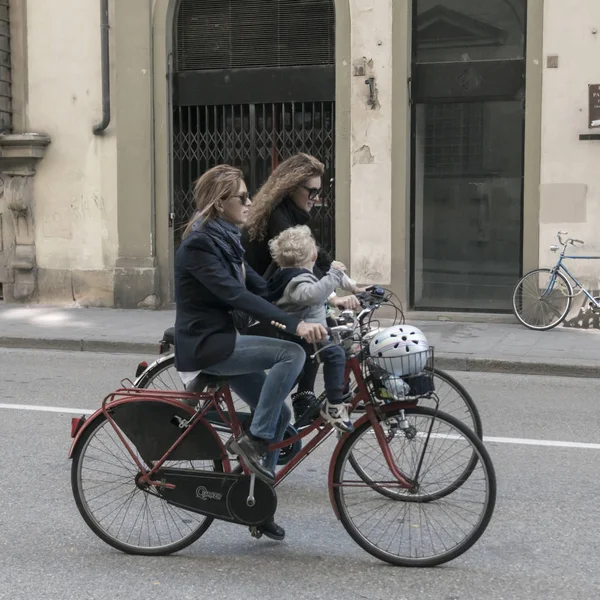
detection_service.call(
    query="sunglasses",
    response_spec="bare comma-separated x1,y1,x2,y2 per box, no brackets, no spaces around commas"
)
229,192,252,206
302,186,322,201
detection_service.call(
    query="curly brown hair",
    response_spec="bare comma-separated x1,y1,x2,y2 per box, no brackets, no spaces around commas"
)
245,153,324,242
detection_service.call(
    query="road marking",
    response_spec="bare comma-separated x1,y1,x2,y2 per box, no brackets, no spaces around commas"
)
483,435,600,450
0,403,94,415
1,403,599,450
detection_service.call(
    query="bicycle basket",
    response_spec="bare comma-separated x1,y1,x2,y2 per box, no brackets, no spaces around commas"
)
362,347,435,401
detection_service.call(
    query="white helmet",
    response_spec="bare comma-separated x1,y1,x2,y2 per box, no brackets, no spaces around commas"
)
368,324,429,376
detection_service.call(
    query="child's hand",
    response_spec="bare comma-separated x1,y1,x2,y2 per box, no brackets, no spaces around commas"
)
331,260,347,273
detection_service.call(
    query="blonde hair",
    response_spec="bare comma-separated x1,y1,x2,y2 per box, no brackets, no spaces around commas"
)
269,225,318,268
245,153,324,242
182,165,244,239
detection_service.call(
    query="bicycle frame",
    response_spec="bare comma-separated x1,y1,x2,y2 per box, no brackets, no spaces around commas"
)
80,353,420,496
549,251,600,307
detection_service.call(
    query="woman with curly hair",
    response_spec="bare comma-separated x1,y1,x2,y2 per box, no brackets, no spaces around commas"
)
243,153,362,422
244,153,332,277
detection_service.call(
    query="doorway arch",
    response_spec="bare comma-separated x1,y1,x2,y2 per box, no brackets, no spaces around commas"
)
151,0,351,303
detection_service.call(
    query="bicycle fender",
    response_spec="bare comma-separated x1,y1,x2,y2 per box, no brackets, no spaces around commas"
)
68,397,229,466
327,402,415,519
68,408,103,459
132,352,174,387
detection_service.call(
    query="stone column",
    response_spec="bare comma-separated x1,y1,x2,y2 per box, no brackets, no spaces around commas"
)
0,132,50,301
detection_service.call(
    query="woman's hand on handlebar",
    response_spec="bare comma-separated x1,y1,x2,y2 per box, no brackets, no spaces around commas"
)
296,321,328,343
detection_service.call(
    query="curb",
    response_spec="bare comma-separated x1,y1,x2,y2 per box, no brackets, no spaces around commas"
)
2,337,600,378
0,336,157,356
436,356,600,379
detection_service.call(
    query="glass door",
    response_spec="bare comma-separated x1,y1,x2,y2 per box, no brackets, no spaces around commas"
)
411,0,527,311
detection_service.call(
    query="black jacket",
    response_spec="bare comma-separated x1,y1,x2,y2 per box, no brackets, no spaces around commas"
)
174,228,302,372
242,196,332,277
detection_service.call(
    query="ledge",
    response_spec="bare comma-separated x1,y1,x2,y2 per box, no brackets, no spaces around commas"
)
0,133,51,173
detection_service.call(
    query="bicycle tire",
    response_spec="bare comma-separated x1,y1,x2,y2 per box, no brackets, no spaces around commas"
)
348,368,481,500
332,405,496,567
71,409,220,556
415,367,482,438
513,268,573,330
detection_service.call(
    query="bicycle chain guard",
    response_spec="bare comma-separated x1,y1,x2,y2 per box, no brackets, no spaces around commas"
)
156,469,277,526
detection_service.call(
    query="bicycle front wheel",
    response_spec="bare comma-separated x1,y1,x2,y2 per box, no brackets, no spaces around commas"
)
332,405,496,567
513,268,572,330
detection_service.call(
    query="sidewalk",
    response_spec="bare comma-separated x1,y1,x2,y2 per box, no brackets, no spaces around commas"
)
1,304,600,378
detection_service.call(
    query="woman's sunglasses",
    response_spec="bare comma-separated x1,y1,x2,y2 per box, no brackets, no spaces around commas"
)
229,192,252,206
302,186,323,201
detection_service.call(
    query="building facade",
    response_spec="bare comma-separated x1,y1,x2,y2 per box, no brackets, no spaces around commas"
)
0,0,598,312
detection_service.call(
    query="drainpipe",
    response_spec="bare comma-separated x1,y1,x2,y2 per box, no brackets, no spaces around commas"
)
93,0,110,135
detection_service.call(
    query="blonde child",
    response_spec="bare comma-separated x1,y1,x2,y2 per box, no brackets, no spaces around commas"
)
267,225,355,431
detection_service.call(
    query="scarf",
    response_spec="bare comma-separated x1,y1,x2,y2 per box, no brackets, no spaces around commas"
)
193,216,246,282
280,195,311,226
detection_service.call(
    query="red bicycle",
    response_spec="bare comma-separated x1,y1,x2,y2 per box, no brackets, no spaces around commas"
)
69,326,496,567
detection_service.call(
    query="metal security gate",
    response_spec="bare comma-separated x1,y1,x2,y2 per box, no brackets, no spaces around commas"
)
171,0,336,251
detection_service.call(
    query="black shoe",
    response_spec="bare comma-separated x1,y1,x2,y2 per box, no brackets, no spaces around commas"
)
257,518,285,541
292,391,318,423
227,434,274,482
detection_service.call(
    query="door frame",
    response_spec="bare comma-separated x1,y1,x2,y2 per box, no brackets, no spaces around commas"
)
400,0,544,312
151,0,352,305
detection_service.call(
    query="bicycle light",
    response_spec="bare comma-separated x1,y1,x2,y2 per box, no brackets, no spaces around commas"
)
550,245,559,252
71,416,86,438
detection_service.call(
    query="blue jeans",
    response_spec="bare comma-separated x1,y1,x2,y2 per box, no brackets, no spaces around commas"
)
319,344,347,403
202,334,305,470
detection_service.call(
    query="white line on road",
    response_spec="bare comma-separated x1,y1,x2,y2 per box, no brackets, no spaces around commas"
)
1,402,599,450
0,403,94,415
483,435,600,450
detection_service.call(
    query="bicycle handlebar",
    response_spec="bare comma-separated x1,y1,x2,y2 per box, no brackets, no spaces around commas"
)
557,231,584,247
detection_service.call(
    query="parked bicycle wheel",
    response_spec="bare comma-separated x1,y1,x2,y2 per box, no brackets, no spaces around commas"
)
71,410,221,556
332,405,496,567
513,268,573,330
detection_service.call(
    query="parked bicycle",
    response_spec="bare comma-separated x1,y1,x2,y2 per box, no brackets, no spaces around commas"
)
69,317,496,567
513,231,600,330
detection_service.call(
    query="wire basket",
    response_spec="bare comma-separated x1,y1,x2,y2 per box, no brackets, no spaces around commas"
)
362,347,435,401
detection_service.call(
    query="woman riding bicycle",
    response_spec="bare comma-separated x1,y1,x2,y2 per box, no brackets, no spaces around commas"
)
174,164,326,540
243,153,362,420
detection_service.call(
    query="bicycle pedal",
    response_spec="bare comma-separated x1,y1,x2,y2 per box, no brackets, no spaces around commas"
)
249,526,263,539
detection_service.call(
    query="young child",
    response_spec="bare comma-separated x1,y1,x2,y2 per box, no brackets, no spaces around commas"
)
267,225,355,432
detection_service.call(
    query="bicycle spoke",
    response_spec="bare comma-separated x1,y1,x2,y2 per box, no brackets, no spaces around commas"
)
334,408,494,566
74,417,218,552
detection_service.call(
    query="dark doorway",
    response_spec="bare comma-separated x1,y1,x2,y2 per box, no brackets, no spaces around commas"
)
171,0,336,252
411,0,527,311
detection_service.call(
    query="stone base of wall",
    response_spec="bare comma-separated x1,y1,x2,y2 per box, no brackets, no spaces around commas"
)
19,265,161,309
114,259,160,309
31,268,116,307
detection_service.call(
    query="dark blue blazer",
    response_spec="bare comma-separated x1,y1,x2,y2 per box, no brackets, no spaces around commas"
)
174,228,301,372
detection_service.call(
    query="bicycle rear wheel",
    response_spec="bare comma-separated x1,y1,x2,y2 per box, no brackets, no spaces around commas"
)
72,409,221,556
332,405,496,567
513,268,572,330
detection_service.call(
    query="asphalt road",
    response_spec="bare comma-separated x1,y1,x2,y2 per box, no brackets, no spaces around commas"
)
1,348,599,600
